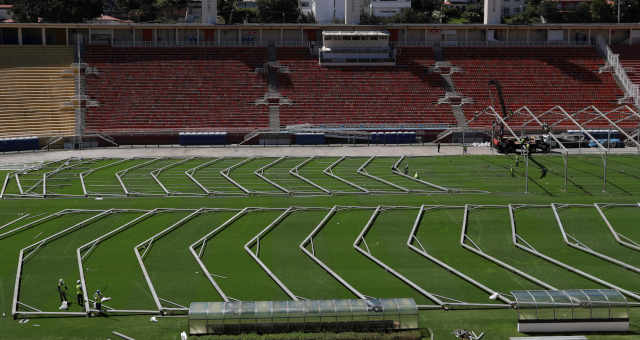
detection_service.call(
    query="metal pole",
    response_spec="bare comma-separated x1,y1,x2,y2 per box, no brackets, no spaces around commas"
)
563,153,568,192
618,0,621,23
603,152,607,192
525,151,529,194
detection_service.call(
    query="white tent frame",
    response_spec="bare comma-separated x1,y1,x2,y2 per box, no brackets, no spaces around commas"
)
594,202,640,252
509,204,640,302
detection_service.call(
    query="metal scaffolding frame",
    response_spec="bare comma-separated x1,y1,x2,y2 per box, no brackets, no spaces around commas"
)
594,202,640,253
509,204,640,302
470,104,640,193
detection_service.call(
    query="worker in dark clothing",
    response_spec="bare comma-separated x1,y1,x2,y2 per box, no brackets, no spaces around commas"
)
57,279,68,304
437,142,441,153
76,280,83,308
404,163,409,175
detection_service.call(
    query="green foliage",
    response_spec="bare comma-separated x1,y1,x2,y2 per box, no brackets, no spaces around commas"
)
361,7,439,24
411,0,439,12
113,0,189,22
390,8,432,23
360,12,384,24
503,3,541,24
590,0,614,21
460,4,483,23
11,0,103,23
235,7,260,23
620,0,640,22
536,0,618,23
540,0,562,22
217,0,309,24
256,0,304,23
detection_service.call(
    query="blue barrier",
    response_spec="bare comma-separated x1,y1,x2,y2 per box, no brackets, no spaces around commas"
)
295,133,325,145
0,137,39,152
179,132,227,145
370,132,416,144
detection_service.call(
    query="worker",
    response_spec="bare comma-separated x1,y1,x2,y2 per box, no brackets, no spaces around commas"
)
437,142,441,153
57,279,68,304
94,290,103,312
404,163,409,175
76,280,83,308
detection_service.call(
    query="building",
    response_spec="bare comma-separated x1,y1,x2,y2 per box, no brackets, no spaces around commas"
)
301,0,409,24
301,0,362,24
368,0,411,17
186,0,204,23
200,0,217,24
0,4,13,22
501,0,527,17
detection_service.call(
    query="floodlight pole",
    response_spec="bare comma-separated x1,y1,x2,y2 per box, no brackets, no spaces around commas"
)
524,150,529,194
602,152,607,193
563,153,568,192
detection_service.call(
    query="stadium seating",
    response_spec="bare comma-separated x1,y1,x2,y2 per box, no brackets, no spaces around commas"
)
445,47,624,128
0,46,76,137
275,47,456,127
84,47,270,133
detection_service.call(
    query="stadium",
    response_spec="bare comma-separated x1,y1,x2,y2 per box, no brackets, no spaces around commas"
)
1,19,640,340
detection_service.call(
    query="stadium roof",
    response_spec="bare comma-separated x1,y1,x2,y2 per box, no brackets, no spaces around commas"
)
322,31,389,36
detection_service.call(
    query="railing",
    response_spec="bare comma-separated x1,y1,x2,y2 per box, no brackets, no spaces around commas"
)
596,35,640,107
321,47,391,53
289,123,455,130
394,41,436,47
94,39,600,49
453,40,593,47
107,40,307,48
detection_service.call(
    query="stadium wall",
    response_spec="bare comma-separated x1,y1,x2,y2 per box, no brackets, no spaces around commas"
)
1,23,640,47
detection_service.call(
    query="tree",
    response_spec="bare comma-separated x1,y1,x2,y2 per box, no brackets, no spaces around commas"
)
504,3,541,24
620,0,640,22
460,4,483,23
590,0,614,21
540,0,562,22
112,0,188,22
256,0,302,23
567,2,591,22
390,8,430,23
412,0,439,13
360,11,384,24
11,0,103,22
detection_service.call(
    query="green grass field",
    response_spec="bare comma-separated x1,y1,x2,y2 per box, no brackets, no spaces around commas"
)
1,154,640,339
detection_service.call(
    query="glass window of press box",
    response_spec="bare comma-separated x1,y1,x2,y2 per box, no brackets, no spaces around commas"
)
512,289,629,321
189,298,418,335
